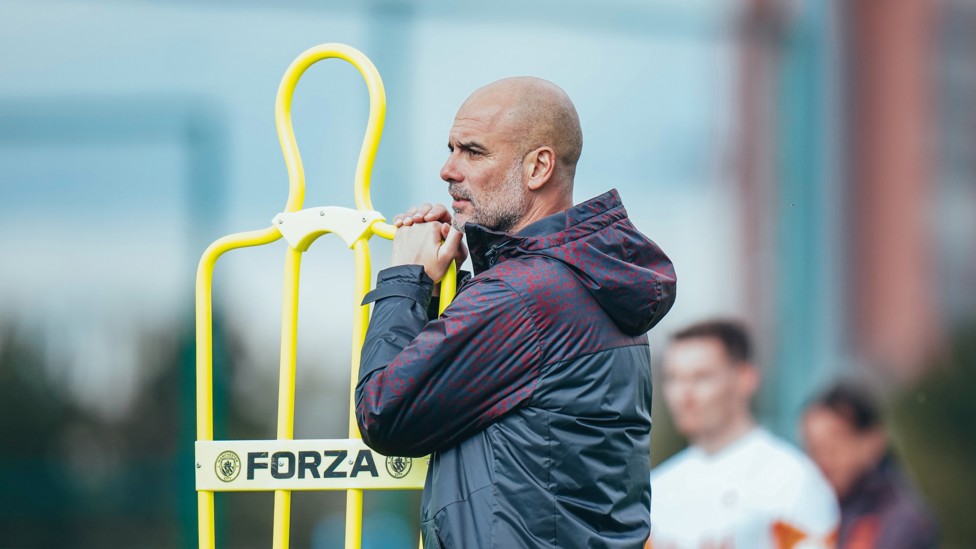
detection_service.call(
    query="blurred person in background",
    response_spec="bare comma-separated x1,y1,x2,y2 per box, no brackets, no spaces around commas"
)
802,383,939,549
648,320,839,549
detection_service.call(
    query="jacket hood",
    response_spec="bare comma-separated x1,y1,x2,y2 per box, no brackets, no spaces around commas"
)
465,189,676,335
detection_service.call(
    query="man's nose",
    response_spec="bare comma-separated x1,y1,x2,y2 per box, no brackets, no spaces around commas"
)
440,154,461,183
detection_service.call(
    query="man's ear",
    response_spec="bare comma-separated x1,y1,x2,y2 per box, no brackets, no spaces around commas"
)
524,146,555,190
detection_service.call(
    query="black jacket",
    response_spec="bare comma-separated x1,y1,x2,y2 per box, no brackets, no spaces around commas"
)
357,190,676,548
838,454,939,549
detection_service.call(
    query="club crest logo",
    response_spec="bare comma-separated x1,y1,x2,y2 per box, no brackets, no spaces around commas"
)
215,450,241,482
385,456,412,479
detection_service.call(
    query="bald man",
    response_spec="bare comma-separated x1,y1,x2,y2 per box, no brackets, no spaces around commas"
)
356,77,677,548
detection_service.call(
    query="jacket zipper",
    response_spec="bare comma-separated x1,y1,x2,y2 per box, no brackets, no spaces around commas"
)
485,241,511,267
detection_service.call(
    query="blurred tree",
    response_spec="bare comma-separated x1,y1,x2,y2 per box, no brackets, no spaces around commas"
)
0,320,185,547
0,321,85,545
890,322,976,548
0,313,373,547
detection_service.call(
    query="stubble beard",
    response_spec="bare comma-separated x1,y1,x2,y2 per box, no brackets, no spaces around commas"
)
451,158,527,234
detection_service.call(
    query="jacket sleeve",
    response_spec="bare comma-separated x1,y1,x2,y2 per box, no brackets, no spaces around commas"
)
356,265,541,457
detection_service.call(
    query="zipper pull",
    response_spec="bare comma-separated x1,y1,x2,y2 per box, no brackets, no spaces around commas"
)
485,241,509,267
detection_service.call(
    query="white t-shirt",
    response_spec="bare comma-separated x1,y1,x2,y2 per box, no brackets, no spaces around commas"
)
650,428,839,549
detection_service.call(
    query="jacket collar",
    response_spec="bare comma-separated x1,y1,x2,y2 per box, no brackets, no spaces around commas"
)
465,189,623,274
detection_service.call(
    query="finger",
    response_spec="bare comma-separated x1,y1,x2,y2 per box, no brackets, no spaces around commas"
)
404,211,425,227
393,207,417,228
412,203,432,221
425,203,451,222
437,227,463,264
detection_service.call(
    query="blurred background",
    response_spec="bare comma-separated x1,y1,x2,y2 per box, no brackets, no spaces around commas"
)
1,0,973,547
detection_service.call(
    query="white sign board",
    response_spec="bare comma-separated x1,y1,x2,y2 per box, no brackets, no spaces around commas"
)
196,439,428,492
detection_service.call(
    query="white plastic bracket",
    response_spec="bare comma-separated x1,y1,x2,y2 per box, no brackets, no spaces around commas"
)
272,207,385,250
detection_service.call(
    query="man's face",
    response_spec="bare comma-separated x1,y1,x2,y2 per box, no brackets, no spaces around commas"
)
662,337,750,442
440,95,528,233
801,407,882,499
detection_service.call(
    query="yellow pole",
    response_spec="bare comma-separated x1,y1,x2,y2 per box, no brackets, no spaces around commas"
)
272,246,303,549
271,43,386,549
196,42,457,549
345,238,373,548
438,263,456,315
196,226,282,549
275,43,386,215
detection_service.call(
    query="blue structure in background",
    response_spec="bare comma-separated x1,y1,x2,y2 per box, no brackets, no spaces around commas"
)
769,0,839,436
